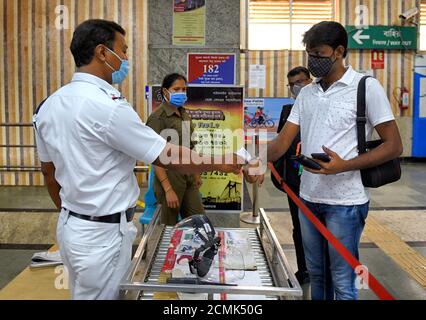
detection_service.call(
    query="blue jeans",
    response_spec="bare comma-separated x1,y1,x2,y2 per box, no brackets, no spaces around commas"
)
298,199,369,300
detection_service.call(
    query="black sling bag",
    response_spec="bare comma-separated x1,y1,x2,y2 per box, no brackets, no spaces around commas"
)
356,76,401,188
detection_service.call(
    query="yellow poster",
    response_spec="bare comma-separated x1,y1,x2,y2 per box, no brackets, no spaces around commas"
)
150,86,244,212
173,0,206,46
188,87,244,212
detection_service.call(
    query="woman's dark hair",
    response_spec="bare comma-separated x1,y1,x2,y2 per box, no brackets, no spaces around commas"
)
287,66,311,79
161,73,187,99
303,21,348,58
70,19,126,67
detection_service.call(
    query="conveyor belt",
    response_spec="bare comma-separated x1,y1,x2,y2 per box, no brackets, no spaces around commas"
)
119,207,303,300
141,226,277,300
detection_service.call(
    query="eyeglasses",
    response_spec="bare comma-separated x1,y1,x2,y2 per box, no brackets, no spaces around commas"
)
287,79,309,87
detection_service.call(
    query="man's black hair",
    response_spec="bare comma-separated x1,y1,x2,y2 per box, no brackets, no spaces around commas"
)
161,73,187,99
70,19,126,68
287,66,311,79
303,21,348,58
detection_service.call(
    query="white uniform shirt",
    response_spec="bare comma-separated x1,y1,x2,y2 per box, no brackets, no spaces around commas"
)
287,66,395,205
33,73,166,215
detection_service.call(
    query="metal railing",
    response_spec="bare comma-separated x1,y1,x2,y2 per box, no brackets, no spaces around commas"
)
0,123,33,127
0,122,149,173
0,122,37,172
0,164,149,173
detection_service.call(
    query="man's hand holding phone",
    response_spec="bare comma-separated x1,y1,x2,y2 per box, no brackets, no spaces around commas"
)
299,146,348,175
311,153,331,163
291,154,322,170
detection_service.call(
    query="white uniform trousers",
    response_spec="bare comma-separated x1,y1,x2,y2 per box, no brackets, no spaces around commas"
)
57,208,137,300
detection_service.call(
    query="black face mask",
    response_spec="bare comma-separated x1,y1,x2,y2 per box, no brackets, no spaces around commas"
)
308,52,337,78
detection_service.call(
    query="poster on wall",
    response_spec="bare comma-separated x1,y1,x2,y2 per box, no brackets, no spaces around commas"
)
415,54,426,76
249,65,266,89
187,53,236,85
150,85,244,212
420,78,426,118
244,98,294,141
173,0,206,46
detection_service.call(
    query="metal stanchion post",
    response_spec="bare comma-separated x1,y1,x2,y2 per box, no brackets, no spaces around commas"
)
241,134,260,224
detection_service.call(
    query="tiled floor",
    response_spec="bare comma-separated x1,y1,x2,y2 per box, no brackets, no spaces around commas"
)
0,249,40,290
282,247,426,300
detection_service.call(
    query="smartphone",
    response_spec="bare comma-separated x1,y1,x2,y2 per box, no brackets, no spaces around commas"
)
291,154,322,170
311,153,331,163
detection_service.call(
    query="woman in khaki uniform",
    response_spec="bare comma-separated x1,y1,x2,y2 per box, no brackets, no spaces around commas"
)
146,73,204,225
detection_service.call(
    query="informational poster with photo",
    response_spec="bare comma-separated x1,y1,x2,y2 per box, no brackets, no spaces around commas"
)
244,98,294,141
150,85,244,212
173,0,206,46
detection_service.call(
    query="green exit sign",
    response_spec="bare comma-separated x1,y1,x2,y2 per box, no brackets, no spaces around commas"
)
346,26,417,50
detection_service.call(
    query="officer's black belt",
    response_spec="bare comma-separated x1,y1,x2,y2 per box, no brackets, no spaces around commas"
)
66,207,136,224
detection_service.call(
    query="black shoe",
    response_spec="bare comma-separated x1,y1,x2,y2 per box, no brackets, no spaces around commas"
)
295,270,310,285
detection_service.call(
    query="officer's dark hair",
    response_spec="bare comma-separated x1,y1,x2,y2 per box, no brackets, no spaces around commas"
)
70,19,126,68
161,73,187,99
303,21,348,58
287,66,311,79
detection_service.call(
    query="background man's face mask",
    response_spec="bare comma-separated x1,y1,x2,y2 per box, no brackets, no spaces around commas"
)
105,47,130,84
166,89,187,107
291,84,304,98
308,51,337,78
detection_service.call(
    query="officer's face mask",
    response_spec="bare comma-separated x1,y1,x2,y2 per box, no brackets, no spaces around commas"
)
166,89,187,107
307,51,337,78
104,47,130,84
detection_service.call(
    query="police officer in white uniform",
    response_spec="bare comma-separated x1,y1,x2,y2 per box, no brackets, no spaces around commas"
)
33,19,247,300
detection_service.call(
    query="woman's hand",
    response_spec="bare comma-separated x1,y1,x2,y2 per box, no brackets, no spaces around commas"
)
165,188,180,209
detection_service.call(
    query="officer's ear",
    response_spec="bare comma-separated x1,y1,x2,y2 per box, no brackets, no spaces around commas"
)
94,45,108,63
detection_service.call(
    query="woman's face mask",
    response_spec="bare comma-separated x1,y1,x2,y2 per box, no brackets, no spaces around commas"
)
166,89,187,107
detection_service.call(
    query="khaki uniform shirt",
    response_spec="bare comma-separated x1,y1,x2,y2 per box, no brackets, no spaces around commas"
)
146,102,197,193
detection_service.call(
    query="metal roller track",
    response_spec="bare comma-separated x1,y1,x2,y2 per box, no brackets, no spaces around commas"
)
120,207,303,300
140,227,276,300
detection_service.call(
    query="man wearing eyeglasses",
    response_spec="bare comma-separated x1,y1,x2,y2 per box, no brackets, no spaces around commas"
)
271,66,312,286
286,67,313,99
